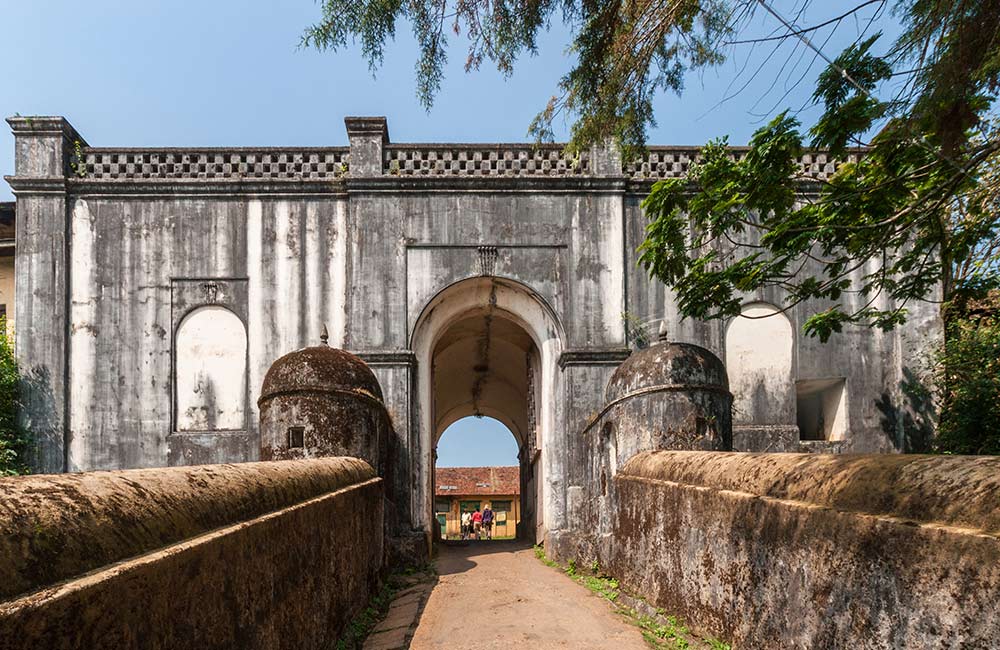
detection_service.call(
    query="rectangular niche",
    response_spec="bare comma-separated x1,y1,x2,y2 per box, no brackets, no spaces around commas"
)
796,378,847,441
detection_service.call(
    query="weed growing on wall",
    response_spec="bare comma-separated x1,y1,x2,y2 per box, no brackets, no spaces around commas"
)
0,320,29,475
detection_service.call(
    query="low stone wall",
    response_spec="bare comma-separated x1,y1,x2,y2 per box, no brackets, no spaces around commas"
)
0,457,384,649
608,451,1000,649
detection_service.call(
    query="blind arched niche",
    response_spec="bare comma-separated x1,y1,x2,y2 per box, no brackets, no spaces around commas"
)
174,305,247,431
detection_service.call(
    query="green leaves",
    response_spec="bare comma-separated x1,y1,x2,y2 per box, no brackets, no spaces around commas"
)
0,320,28,475
933,301,1000,455
809,35,892,156
637,7,1000,342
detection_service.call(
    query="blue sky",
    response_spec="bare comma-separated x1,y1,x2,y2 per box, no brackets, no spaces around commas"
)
437,417,519,467
0,2,900,464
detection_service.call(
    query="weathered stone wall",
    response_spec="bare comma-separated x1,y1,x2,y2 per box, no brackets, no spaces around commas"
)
0,457,384,648
604,450,1000,648
5,114,943,541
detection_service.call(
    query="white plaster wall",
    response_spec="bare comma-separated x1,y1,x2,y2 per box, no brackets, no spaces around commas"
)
68,200,98,471
821,381,848,441
175,306,247,431
726,303,795,425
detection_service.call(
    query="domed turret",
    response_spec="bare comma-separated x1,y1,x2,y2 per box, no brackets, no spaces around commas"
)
606,340,729,404
596,331,733,465
260,345,383,404
258,329,390,477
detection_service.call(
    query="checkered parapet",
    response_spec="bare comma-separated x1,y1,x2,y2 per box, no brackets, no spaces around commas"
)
82,148,351,180
383,144,591,176
625,147,861,181
77,144,855,181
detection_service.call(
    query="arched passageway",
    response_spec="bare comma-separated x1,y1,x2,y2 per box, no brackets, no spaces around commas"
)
411,276,564,544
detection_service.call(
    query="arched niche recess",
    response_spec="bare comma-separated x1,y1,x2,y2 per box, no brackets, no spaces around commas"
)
725,302,795,426
175,305,248,431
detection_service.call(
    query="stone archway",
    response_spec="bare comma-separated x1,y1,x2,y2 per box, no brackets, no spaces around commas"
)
411,276,565,544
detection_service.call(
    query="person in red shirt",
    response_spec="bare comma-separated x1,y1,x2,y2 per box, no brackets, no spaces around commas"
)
472,508,483,539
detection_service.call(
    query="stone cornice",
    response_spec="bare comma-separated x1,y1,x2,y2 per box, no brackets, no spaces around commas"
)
354,351,417,366
344,116,390,142
559,348,632,368
6,116,87,145
65,178,349,197
345,175,630,194
4,175,68,195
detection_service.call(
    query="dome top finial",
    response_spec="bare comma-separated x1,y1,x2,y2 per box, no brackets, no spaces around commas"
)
320,324,329,346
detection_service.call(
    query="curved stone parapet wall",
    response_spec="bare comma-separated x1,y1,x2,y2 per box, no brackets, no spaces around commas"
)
607,451,1000,648
0,457,383,649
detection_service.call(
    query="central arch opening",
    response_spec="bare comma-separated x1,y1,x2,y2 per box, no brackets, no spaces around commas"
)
412,276,564,545
430,308,540,541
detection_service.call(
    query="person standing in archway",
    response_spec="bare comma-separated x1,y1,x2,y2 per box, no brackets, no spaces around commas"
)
461,509,472,540
472,507,483,539
482,504,494,540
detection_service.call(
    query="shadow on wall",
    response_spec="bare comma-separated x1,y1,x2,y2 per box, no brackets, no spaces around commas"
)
875,367,935,452
20,366,56,471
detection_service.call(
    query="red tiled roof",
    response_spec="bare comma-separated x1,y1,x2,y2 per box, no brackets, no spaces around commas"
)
435,466,520,496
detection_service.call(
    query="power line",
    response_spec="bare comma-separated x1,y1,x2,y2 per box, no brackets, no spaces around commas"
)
755,0,974,180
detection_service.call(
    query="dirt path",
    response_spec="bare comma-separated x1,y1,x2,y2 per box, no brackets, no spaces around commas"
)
409,541,650,650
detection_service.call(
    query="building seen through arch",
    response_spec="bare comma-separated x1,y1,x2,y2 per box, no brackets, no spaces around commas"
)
434,417,521,538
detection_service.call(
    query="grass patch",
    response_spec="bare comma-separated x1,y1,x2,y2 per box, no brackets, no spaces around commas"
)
334,564,436,650
532,546,730,650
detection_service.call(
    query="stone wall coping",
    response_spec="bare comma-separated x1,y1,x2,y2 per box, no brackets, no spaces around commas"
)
0,457,376,601
621,450,1000,535
0,476,381,616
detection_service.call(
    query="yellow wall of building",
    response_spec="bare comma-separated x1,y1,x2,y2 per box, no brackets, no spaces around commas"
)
0,256,14,336
436,495,520,539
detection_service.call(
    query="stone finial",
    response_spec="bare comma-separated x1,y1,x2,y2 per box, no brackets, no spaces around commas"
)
320,324,329,346
344,116,389,177
658,320,669,342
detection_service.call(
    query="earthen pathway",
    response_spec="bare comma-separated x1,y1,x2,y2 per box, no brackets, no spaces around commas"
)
406,541,650,650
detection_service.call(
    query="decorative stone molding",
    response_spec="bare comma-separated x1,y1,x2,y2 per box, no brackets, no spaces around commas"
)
558,348,632,369
384,143,590,176
354,351,418,367
625,146,860,181
82,148,350,181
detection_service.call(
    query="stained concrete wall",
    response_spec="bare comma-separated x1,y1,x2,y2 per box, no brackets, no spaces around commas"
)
5,115,942,541
622,196,942,454
602,451,1000,648
0,457,384,648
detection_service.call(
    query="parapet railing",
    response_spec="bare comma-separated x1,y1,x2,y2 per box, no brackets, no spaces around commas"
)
626,146,860,181
81,147,351,181
74,145,856,181
382,143,591,177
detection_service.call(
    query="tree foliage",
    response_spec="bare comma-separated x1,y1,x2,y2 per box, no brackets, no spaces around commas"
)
306,1,1000,339
932,295,1000,454
0,321,28,475
638,2,1000,339
304,0,736,157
